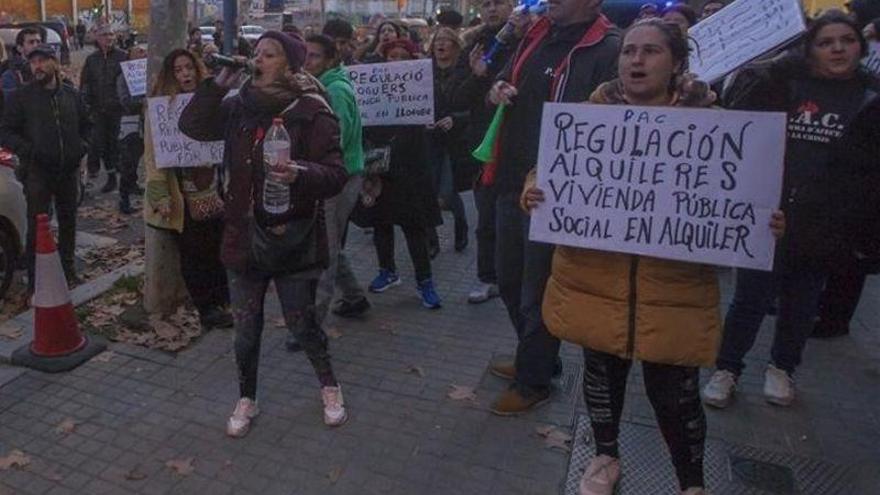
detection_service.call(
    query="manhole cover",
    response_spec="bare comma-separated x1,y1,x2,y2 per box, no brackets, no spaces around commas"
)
730,456,796,494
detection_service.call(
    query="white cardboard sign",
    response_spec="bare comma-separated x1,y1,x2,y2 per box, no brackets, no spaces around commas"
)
688,0,807,83
147,93,223,168
347,59,434,126
529,103,786,271
120,58,147,97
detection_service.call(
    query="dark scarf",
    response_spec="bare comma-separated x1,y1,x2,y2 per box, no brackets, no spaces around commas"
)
238,71,325,120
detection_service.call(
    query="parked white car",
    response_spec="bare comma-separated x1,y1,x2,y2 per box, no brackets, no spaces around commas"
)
239,25,265,45
198,26,216,46
0,149,27,301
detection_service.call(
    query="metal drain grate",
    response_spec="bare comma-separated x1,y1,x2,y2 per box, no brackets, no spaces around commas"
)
555,358,583,404
563,415,855,494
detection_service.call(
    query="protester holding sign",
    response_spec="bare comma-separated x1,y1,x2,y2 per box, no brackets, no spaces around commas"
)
142,49,231,332
179,32,349,435
353,38,444,310
116,44,147,214
522,19,784,494
703,11,880,407
484,0,620,416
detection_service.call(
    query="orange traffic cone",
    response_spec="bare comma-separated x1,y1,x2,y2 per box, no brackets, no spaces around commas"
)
12,214,105,373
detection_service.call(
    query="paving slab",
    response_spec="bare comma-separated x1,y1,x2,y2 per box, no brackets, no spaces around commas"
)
0,194,878,494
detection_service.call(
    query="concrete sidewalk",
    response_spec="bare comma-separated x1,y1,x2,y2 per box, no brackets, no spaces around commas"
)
1,197,878,494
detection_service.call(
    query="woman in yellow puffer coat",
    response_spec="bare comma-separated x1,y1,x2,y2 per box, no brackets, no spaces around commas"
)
521,19,785,495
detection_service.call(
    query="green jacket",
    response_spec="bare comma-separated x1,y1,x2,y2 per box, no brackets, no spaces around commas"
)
320,66,364,176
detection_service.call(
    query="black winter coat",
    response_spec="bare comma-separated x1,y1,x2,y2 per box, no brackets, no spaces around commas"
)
725,56,880,269
79,47,128,115
0,80,91,176
355,125,442,229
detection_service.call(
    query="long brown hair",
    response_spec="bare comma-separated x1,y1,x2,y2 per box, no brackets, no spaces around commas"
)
150,48,208,98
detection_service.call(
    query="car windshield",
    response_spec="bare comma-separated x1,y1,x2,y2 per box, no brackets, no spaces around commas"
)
241,26,264,34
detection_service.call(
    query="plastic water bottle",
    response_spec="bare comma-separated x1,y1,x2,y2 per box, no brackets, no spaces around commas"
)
263,117,291,215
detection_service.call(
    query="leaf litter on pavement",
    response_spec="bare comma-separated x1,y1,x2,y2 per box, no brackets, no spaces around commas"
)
0,450,31,470
535,425,573,452
81,275,205,352
447,385,477,401
54,418,79,435
165,457,195,476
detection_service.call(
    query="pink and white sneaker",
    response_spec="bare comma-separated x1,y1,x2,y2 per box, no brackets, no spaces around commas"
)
321,386,348,426
226,397,259,438
579,454,621,495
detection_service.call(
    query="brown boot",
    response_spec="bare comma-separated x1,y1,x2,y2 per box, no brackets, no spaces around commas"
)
489,355,516,380
490,386,550,416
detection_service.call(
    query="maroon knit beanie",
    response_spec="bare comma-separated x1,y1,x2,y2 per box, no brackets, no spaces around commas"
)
257,30,306,72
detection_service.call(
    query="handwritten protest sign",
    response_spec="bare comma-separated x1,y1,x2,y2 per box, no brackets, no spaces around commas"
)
147,93,223,168
120,58,147,97
347,59,434,126
863,42,880,77
688,0,806,83
529,103,786,271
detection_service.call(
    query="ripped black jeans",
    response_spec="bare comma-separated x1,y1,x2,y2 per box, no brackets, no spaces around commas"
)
583,347,706,490
228,270,337,399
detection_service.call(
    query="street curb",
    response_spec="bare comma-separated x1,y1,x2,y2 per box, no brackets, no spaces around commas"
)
0,261,144,364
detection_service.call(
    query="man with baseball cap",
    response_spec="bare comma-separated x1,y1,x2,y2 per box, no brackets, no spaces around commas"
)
0,44,91,290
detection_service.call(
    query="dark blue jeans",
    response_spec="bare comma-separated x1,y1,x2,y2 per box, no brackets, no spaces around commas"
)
474,183,497,284
716,266,826,376
495,192,560,391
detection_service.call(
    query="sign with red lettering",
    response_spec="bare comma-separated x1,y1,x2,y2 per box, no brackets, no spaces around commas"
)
347,59,434,126
529,103,786,271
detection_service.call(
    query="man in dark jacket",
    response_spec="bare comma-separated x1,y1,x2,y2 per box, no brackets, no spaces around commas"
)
79,24,128,192
0,44,91,288
486,0,620,415
0,27,43,92
454,0,517,304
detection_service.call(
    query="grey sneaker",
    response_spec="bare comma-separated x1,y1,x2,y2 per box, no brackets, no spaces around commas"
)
702,370,737,409
764,364,794,406
467,282,499,304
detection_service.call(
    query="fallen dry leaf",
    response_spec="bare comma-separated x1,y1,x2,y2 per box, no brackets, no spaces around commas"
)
324,327,342,339
447,385,477,401
536,425,573,452
0,325,23,341
44,469,64,482
327,466,343,484
54,418,79,435
165,457,194,476
92,351,116,363
124,465,147,481
405,365,425,378
0,450,30,470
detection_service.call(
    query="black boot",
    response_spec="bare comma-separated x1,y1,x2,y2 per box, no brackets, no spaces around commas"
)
119,193,135,215
100,173,118,193
199,307,233,330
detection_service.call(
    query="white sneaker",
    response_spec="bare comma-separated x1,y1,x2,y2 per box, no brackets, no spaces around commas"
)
226,398,259,438
702,370,737,409
681,488,707,495
321,386,348,426
764,364,795,406
467,282,499,304
579,454,621,495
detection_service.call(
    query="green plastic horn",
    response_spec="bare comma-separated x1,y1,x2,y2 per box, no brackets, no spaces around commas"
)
472,104,506,163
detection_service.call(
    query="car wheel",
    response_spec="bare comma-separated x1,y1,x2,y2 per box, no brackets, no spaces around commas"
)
0,227,17,302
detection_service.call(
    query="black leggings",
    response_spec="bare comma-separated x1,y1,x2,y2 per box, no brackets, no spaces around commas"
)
373,224,432,282
582,348,706,490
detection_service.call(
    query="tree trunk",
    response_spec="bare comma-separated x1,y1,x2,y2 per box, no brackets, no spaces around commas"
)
143,0,190,317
